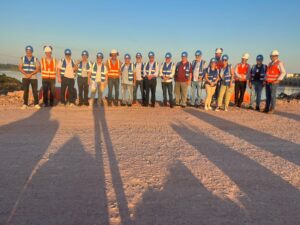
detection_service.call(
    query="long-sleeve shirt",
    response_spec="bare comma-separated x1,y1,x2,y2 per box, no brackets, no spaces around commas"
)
143,61,159,77
159,62,175,83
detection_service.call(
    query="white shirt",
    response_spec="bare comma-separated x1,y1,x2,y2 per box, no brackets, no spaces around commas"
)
135,62,143,81
159,62,175,83
57,58,75,79
144,61,159,77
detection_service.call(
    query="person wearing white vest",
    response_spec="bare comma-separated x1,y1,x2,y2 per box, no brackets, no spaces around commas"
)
133,52,144,105
159,52,175,108
76,50,92,106
90,52,108,107
190,50,206,108
121,54,136,106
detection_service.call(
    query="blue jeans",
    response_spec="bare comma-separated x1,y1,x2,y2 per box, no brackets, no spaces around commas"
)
250,81,263,108
108,77,120,102
265,82,278,111
190,81,202,106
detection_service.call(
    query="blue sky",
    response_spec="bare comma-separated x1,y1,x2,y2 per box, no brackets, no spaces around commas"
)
0,0,299,72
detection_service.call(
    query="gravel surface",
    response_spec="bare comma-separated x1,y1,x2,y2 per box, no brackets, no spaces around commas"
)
0,102,299,225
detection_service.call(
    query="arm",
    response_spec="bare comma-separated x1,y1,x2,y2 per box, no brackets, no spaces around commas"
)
277,62,286,81
234,65,241,80
230,66,235,87
154,62,159,77
159,63,163,77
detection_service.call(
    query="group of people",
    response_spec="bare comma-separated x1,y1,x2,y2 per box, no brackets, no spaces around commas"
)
18,45,286,113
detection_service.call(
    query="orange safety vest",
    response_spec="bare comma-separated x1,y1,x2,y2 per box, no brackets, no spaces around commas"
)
107,59,121,78
235,63,249,81
266,60,281,83
41,58,56,80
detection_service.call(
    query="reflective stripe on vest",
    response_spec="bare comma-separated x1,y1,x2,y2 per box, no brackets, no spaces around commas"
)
60,58,75,76
41,58,56,79
162,62,173,76
220,64,232,86
22,56,37,74
107,59,120,77
235,63,249,81
77,61,91,76
91,63,106,82
192,60,205,78
145,62,157,75
176,62,191,78
121,63,134,81
251,64,267,82
206,67,219,82
266,60,281,83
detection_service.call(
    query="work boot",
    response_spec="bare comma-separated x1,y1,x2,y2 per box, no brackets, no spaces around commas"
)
263,108,269,113
255,106,260,111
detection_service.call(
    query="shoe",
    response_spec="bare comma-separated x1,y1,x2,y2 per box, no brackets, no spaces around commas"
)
181,105,186,108
224,107,228,112
44,103,49,107
128,104,132,107
269,109,275,114
113,101,119,106
21,104,28,110
163,102,168,107
121,103,126,106
78,102,83,106
84,102,89,106
249,106,254,110
108,102,112,107
170,105,174,108
255,106,260,111
204,107,208,111
151,104,155,108
215,107,220,112
263,108,269,113
208,106,212,110
69,103,75,107
34,104,41,109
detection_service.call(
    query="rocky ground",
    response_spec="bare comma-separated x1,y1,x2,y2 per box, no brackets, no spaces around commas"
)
0,95,299,225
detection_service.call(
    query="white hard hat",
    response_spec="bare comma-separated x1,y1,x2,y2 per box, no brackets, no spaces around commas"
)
270,50,279,56
242,53,250,60
215,48,223,54
44,46,52,53
110,49,118,54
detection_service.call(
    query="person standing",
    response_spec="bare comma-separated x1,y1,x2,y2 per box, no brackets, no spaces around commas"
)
190,50,206,108
174,52,192,108
120,54,136,106
215,55,234,111
213,48,224,101
40,45,57,107
143,51,159,107
249,55,267,111
264,50,286,113
160,52,175,108
76,50,92,106
90,52,108,107
18,45,40,109
106,49,121,106
204,58,220,110
57,49,77,106
234,53,251,107
133,52,144,105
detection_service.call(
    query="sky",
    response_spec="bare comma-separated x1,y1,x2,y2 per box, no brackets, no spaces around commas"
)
0,0,300,72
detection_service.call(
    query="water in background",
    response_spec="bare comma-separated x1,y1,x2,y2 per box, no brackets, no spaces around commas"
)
2,70,300,101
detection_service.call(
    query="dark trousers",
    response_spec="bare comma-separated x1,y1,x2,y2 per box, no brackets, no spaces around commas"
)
213,80,221,100
234,81,247,106
145,78,156,105
77,76,89,104
265,82,278,111
133,80,144,103
108,77,120,102
162,82,173,106
22,78,38,105
42,79,56,106
61,77,75,104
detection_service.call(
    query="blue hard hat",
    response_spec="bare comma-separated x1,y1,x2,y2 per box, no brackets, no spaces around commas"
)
195,50,202,56
81,50,89,56
25,45,33,52
136,52,142,58
148,51,155,57
256,54,264,61
64,49,72,55
96,52,104,58
124,53,131,59
222,54,229,61
181,51,188,57
165,52,172,58
210,58,217,63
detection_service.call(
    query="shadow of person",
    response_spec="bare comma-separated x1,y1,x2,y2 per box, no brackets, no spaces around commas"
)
5,136,110,225
93,107,132,225
171,122,300,225
134,160,244,225
184,108,300,166
275,111,300,122
0,108,59,225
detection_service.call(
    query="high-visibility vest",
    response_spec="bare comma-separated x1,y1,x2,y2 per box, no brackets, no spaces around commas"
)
107,59,121,78
145,61,158,76
77,61,91,76
91,63,106,82
216,58,224,70
206,67,219,82
266,60,281,83
251,64,267,82
22,56,37,74
41,58,56,80
60,58,75,77
121,63,134,81
220,64,232,86
134,62,144,77
192,60,205,78
235,63,250,81
175,62,191,78
161,62,174,76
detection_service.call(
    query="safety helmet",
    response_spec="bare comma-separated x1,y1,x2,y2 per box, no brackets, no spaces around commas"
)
25,45,34,52
165,52,172,58
222,54,229,61
215,48,223,54
195,50,202,56
181,51,188,57
136,52,142,58
256,55,264,61
124,53,131,59
148,51,155,57
210,58,217,63
81,50,89,57
64,49,72,55
270,50,279,56
43,46,52,53
96,52,104,59
242,53,250,60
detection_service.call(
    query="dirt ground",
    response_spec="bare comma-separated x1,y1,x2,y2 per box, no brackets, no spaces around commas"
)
0,101,299,225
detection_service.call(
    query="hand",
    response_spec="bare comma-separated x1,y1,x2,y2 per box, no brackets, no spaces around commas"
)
263,81,266,86
88,79,91,86
273,80,280,84
58,77,61,83
148,75,152,80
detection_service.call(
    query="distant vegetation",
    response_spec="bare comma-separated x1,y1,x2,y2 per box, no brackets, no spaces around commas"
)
0,73,23,95
0,64,19,71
